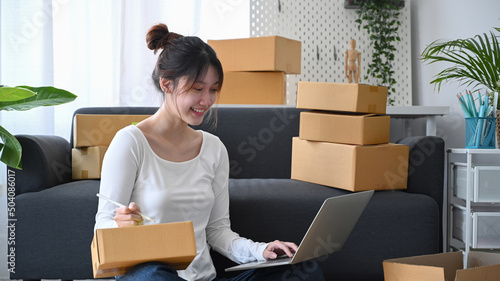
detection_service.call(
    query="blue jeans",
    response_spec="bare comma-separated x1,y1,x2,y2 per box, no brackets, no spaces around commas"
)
115,259,325,281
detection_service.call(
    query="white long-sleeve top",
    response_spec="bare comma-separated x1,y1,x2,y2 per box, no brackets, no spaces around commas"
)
94,125,268,281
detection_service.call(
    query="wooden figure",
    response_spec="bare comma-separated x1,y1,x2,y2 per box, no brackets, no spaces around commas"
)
345,39,361,83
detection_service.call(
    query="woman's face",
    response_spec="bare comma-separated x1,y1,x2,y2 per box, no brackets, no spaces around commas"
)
166,65,220,126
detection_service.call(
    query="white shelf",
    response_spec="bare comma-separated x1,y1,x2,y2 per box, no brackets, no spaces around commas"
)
446,149,500,264
448,148,500,154
386,105,450,117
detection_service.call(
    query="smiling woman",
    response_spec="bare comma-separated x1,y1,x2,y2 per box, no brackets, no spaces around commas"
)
92,22,326,281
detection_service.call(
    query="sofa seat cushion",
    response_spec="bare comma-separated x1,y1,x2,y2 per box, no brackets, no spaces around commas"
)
13,180,100,279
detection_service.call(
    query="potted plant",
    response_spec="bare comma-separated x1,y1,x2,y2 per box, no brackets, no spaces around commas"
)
354,0,403,105
420,26,500,148
0,86,77,169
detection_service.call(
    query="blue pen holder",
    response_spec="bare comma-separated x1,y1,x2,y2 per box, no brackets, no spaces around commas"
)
465,117,496,149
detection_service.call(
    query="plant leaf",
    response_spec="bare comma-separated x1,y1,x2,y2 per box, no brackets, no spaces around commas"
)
420,30,500,94
0,86,77,111
0,87,36,102
0,125,22,169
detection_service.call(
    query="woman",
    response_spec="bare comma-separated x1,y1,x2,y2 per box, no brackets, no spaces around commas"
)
95,23,324,281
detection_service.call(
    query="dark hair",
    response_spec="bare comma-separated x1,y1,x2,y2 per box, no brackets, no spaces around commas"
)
146,23,224,96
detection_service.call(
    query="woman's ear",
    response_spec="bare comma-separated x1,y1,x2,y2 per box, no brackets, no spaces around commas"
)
160,78,172,93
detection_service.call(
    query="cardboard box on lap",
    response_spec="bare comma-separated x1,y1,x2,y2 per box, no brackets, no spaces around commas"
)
291,137,408,192
73,114,150,148
218,71,286,104
299,111,390,145
72,146,108,180
91,221,196,278
383,251,500,281
296,82,388,114
208,36,302,74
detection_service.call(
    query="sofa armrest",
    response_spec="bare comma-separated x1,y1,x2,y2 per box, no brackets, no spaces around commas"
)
396,136,445,248
8,135,72,195
396,136,445,202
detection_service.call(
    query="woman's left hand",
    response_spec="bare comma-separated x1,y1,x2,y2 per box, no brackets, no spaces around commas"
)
263,240,298,260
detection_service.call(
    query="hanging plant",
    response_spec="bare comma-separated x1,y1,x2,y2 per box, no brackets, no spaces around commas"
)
355,0,403,105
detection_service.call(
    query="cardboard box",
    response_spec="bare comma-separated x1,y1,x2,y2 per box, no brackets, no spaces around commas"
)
299,111,390,145
291,137,408,191
72,146,108,180
218,71,286,104
91,222,196,278
296,82,388,114
383,251,500,281
73,114,150,148
208,36,302,74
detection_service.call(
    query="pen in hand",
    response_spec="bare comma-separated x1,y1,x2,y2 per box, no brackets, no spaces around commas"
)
96,193,156,223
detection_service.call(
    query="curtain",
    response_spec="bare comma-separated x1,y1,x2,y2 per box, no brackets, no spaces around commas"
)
0,0,249,141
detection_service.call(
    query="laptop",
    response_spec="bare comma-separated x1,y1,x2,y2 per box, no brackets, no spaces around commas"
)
225,190,374,272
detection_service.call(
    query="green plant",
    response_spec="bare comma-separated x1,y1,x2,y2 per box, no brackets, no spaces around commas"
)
0,86,77,169
420,27,500,108
355,0,402,105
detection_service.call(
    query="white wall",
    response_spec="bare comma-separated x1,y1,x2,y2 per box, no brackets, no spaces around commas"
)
411,0,500,149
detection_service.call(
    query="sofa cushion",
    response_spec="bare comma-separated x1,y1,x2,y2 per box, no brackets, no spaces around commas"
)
196,107,304,179
12,180,99,279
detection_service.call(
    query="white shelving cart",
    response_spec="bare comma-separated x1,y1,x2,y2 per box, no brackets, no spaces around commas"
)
446,148,500,260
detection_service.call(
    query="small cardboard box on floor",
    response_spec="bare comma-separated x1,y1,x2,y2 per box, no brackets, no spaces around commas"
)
299,111,390,145
208,36,302,74
72,146,108,180
91,221,196,278
383,251,500,281
73,114,150,148
291,138,409,192
218,71,286,104
296,82,388,114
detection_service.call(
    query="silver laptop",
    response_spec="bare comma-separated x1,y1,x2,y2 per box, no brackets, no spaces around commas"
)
225,190,374,272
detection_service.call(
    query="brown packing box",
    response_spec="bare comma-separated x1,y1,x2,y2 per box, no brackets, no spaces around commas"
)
208,36,302,74
218,71,286,104
291,137,409,192
296,82,388,114
383,251,500,281
72,146,108,180
73,114,150,148
91,221,196,278
299,111,390,145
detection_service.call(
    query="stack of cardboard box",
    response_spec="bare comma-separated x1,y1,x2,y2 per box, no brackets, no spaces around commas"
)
72,114,150,180
208,36,301,105
291,82,409,192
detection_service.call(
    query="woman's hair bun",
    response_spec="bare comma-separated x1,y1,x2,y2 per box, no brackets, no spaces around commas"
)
146,23,183,54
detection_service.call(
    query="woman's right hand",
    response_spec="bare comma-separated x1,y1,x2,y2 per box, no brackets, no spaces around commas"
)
114,202,144,227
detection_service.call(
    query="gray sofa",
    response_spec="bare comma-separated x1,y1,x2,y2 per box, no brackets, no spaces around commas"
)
10,106,445,281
